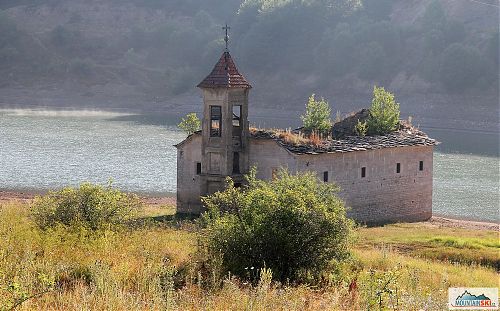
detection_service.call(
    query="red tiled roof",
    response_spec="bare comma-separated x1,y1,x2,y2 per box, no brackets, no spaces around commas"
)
197,51,251,89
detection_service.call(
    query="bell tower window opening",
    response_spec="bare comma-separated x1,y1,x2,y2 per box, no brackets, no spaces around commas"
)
232,105,241,127
210,106,222,137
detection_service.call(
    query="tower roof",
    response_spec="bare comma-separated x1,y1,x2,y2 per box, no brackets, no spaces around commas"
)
197,51,251,89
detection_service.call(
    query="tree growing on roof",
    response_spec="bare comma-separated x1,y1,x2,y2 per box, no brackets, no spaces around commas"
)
367,86,400,135
301,94,332,135
178,112,201,135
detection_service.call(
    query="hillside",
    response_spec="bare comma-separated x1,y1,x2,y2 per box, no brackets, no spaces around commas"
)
0,0,498,130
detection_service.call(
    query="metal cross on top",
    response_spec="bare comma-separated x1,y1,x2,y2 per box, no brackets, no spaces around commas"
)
223,24,230,51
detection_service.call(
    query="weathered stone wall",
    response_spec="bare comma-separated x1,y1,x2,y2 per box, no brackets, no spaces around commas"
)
294,145,434,224
248,138,298,180
176,134,203,214
179,136,434,224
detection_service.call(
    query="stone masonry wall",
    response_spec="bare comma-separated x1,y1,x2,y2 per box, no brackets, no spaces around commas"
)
248,138,299,180
295,145,434,224
179,136,434,224
176,135,203,214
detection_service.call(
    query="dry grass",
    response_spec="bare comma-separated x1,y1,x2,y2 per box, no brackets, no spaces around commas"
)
357,223,500,269
0,200,498,310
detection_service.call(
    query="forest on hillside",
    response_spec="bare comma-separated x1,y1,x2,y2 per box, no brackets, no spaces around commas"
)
0,0,498,109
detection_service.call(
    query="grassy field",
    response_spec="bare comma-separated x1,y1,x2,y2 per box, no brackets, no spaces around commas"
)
0,200,498,310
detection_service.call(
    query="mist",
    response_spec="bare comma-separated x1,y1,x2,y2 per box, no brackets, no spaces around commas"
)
0,108,133,118
0,0,498,131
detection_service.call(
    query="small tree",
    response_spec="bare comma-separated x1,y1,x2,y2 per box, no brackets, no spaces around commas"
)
366,86,400,135
301,94,332,134
198,168,354,284
178,112,201,135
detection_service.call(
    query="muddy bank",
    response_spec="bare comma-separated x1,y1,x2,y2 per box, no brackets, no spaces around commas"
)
0,190,175,207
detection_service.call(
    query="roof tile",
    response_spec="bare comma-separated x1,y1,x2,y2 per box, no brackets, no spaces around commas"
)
197,51,251,89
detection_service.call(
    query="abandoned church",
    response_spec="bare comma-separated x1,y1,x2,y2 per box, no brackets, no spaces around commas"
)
176,47,438,224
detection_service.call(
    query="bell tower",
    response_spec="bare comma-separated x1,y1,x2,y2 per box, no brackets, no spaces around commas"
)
197,25,252,194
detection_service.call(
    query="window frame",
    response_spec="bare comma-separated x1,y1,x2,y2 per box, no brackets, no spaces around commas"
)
232,105,242,127
210,105,222,137
196,162,201,175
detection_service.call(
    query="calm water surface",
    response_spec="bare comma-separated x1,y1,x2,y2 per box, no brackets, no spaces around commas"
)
0,110,498,222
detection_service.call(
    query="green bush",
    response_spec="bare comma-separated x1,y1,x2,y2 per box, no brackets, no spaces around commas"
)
300,94,332,135
178,112,201,135
367,86,400,135
354,119,368,137
198,169,354,284
31,182,141,231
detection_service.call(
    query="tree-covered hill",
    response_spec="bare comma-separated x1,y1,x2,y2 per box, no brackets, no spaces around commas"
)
0,0,498,112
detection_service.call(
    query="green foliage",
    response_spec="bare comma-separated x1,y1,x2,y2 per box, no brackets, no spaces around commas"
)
354,119,367,137
366,86,400,135
198,169,354,284
178,112,201,135
361,266,402,310
0,201,499,309
439,43,484,92
31,182,141,231
0,0,496,96
301,94,332,134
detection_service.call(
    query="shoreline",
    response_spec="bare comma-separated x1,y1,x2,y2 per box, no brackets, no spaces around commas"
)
1,190,497,231
0,190,175,208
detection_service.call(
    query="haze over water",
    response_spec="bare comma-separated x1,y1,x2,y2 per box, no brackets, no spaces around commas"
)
1,109,498,222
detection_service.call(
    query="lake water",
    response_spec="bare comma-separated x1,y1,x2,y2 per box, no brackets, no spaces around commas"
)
0,109,498,222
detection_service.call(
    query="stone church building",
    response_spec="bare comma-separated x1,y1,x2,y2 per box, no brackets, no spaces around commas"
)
176,50,438,224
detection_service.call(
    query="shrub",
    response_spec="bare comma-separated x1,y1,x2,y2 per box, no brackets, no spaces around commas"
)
31,182,141,231
300,94,332,135
178,112,201,135
354,119,368,137
198,169,354,284
366,86,400,135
